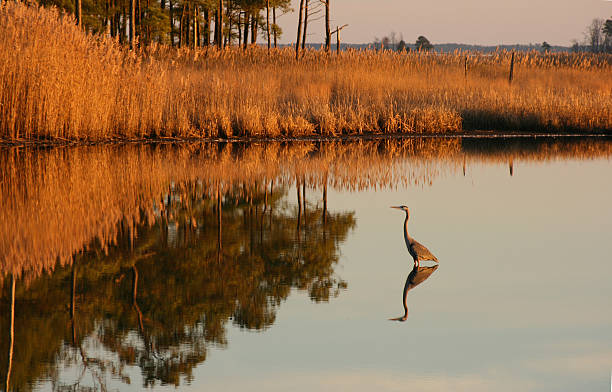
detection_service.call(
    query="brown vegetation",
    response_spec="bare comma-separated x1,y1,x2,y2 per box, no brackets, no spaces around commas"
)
2,138,612,283
1,3,611,142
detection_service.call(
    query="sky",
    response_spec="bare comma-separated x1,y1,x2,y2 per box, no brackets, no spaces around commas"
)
274,0,612,46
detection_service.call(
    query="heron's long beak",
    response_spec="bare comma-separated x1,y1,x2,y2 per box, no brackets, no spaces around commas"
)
390,206,403,210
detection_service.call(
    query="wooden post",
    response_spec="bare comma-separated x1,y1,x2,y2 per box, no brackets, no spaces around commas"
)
464,55,468,79
508,51,515,84
330,24,347,55
336,25,340,54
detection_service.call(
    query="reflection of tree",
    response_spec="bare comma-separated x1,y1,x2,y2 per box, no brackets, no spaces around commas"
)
0,183,355,390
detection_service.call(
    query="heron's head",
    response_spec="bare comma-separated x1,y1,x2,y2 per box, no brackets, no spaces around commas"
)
390,205,410,213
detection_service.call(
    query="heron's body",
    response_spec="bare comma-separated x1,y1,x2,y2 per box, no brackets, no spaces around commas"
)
393,205,438,266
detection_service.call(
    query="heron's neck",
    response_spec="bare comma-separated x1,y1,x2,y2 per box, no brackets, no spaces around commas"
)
404,213,413,244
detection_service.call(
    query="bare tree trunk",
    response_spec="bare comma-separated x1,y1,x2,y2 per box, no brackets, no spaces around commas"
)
178,5,183,46
136,0,141,41
169,0,175,46
251,10,257,44
121,5,127,43
301,0,308,51
75,0,82,28
217,0,223,49
5,275,15,392
225,0,231,46
273,7,277,48
203,8,210,46
238,11,242,46
243,12,249,49
295,0,304,60
104,0,110,35
213,9,219,46
193,5,198,48
129,0,135,47
184,3,190,47
266,0,270,52
324,0,330,53
110,0,116,38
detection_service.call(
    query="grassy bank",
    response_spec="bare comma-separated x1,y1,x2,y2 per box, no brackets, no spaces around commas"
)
1,3,611,142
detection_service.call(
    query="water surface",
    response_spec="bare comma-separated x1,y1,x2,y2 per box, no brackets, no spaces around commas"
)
1,137,611,392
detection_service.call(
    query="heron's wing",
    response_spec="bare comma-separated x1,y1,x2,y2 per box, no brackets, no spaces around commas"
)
410,265,439,287
411,240,438,261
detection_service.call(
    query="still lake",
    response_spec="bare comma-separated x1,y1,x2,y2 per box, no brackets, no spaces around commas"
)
1,137,611,392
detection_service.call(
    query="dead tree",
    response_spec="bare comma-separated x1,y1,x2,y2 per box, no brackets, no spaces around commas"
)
266,0,271,52
331,24,347,54
324,0,330,53
301,0,309,51
295,0,305,59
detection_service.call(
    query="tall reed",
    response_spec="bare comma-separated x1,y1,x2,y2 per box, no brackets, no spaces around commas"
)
1,3,611,142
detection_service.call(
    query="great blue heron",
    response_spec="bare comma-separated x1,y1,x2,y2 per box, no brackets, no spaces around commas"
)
389,264,439,321
391,206,438,267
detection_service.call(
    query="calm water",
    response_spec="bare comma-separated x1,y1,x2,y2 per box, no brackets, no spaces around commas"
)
1,137,611,392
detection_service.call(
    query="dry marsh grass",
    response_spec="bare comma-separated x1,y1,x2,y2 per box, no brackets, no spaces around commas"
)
2,138,612,282
1,3,611,142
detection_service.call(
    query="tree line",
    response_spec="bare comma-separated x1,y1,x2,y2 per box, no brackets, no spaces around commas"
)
40,0,296,48
572,17,612,53
374,32,433,52
32,0,341,55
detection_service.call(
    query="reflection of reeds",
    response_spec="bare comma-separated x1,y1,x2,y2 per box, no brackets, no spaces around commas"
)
1,138,612,281
1,3,611,142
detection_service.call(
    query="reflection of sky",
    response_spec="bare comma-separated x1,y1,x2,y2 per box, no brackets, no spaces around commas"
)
193,159,611,392
37,158,612,391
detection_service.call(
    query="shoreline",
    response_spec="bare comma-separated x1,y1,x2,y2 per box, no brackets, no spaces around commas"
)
2,130,611,148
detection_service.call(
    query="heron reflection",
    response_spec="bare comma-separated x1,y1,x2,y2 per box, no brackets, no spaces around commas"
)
389,264,439,321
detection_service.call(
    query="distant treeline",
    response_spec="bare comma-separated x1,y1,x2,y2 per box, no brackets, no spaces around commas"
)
293,42,574,53
371,17,612,54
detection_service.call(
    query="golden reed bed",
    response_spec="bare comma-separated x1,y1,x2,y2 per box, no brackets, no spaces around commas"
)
1,138,612,283
1,3,611,142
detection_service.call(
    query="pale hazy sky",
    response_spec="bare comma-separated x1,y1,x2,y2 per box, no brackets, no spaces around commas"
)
275,0,612,46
